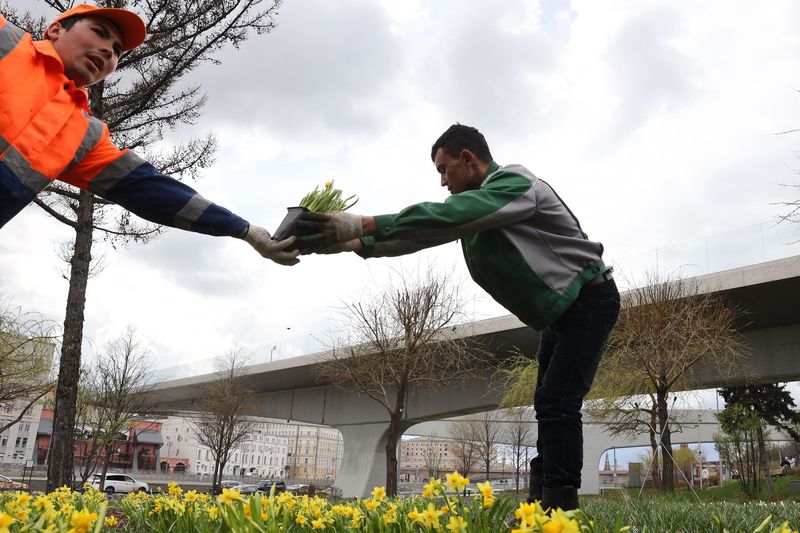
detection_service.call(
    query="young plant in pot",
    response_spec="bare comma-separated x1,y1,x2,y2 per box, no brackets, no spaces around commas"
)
272,181,357,248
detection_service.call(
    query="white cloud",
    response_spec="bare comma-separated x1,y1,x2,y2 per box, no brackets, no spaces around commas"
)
3,0,800,376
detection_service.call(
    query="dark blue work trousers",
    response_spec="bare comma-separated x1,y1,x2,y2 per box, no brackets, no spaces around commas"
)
530,278,620,488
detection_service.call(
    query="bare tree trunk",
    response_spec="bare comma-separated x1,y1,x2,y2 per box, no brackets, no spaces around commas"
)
648,410,661,491
385,408,404,496
758,425,775,497
99,446,114,492
657,390,675,492
47,191,95,491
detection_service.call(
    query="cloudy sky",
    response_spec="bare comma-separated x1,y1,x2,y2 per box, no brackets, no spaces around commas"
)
2,0,800,385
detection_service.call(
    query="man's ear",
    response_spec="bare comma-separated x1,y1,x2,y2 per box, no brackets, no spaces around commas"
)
44,22,64,42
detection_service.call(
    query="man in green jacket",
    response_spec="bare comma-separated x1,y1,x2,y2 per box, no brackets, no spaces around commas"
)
301,124,620,511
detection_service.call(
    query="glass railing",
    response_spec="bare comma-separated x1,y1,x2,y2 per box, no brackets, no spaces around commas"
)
607,221,800,290
154,221,800,382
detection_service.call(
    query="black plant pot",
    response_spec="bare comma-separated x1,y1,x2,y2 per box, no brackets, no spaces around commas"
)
272,207,317,250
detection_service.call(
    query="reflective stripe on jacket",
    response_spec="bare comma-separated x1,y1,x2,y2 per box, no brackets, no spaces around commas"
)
0,15,247,236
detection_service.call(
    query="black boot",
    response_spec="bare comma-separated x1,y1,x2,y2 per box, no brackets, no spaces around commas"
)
527,459,542,503
541,486,579,512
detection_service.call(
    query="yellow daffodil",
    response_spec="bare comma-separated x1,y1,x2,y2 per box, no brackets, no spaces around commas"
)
168,482,183,496
351,508,365,528
296,513,308,525
207,506,219,520
383,505,398,524
542,509,580,533
104,516,119,527
185,490,198,503
371,486,386,501
423,477,443,497
0,513,14,533
15,492,32,507
421,502,444,530
408,506,422,521
68,508,98,533
14,508,31,521
446,515,468,533
477,481,493,498
218,488,243,505
311,516,326,529
364,499,380,511
515,502,537,528
445,471,469,492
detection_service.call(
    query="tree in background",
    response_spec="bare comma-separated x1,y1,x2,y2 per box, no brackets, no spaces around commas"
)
715,403,765,499
450,419,479,479
0,299,57,434
74,329,154,489
2,0,283,491
471,412,501,481
191,350,256,495
672,446,697,486
316,269,489,496
422,436,444,480
503,407,534,493
717,383,800,498
586,272,747,492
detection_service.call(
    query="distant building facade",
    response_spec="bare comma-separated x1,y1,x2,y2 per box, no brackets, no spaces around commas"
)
160,417,290,478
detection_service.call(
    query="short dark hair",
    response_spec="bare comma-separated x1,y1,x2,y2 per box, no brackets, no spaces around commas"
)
431,124,493,163
56,14,86,30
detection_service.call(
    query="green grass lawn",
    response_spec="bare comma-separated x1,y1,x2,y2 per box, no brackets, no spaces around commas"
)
578,475,800,531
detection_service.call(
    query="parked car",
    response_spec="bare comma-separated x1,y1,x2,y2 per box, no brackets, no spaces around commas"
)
90,474,149,494
0,475,27,491
286,483,310,495
220,480,244,489
237,484,261,495
256,479,286,494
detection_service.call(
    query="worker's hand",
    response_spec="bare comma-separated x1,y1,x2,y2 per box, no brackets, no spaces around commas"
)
302,238,363,255
297,212,363,245
243,225,300,266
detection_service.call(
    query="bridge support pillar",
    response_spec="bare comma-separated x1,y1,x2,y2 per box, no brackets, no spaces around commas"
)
334,422,406,498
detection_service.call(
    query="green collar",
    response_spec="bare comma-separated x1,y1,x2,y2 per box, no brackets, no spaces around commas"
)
485,161,500,178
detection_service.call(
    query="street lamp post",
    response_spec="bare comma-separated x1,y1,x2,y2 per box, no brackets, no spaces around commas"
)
697,414,703,491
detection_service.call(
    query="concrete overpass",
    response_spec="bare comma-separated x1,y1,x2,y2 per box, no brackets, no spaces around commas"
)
145,255,800,497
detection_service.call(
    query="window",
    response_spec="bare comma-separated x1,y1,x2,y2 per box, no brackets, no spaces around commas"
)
0,437,6,447
19,422,30,433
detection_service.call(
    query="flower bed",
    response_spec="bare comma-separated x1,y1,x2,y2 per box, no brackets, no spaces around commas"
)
0,472,796,532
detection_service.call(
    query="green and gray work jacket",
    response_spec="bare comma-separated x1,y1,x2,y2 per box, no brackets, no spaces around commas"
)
360,162,607,330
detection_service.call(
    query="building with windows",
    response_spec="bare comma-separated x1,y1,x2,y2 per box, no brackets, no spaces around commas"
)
283,425,342,481
0,401,42,465
35,409,164,472
398,437,460,482
160,417,290,478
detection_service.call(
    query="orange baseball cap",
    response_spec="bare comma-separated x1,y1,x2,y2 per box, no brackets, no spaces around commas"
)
51,3,147,52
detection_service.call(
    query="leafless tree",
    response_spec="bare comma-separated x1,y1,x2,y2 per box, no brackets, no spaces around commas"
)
0,300,57,434
504,407,534,493
471,411,501,481
73,328,154,489
315,268,491,496
2,0,282,491
587,271,748,492
422,436,444,480
191,349,257,494
450,419,479,478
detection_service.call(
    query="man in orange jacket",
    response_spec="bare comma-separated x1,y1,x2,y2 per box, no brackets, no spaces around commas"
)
0,3,299,265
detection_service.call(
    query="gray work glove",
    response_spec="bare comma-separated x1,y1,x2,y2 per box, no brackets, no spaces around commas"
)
296,212,363,245
243,225,300,266
303,238,363,255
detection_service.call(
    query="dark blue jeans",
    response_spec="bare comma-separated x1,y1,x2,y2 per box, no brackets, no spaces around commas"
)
530,278,620,488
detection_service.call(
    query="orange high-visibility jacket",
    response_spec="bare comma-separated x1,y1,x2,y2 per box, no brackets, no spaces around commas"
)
0,14,248,235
